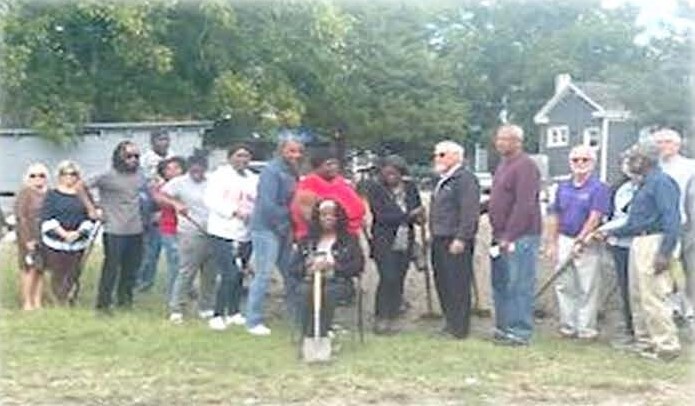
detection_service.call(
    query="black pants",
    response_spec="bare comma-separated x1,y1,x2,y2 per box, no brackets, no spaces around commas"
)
96,233,143,309
431,236,474,338
375,250,410,320
210,236,243,317
609,245,633,335
299,277,353,337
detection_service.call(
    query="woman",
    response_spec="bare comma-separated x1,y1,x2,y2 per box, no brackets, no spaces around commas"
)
15,163,50,310
40,161,95,304
291,199,364,338
204,144,258,330
364,155,423,335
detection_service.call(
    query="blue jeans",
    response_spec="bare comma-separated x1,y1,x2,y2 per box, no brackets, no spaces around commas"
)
161,234,180,303
245,229,294,327
138,226,161,288
491,235,540,342
210,236,243,317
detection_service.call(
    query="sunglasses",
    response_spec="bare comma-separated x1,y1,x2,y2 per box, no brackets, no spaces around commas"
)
433,152,447,158
29,173,46,179
125,153,140,160
570,157,591,163
61,171,79,177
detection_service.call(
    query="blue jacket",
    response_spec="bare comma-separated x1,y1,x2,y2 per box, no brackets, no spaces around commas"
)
250,157,298,236
611,167,681,256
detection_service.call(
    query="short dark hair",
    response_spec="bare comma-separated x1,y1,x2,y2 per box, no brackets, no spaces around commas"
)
187,149,209,170
150,128,169,144
157,156,187,178
310,148,338,169
378,154,409,175
227,143,253,159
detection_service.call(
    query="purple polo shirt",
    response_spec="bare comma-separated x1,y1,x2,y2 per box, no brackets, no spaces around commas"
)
550,175,610,237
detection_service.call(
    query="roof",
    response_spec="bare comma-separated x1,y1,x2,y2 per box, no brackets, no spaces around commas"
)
0,120,214,137
574,82,626,112
534,80,629,124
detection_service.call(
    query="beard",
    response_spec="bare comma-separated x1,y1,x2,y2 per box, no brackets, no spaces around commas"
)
433,163,448,174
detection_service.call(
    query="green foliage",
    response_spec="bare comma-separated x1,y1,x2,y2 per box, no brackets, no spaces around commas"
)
0,0,691,146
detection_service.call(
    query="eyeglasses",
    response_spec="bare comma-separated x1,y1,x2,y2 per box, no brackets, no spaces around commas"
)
29,173,46,179
433,152,447,158
61,171,79,177
125,153,140,160
570,157,591,163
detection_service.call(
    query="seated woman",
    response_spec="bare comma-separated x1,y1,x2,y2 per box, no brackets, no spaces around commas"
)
40,161,96,304
291,199,364,337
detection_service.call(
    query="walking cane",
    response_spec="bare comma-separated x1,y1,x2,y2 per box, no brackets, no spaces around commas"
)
67,220,103,305
418,223,440,319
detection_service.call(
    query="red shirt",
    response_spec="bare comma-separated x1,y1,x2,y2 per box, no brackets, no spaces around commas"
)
155,184,178,235
290,173,366,240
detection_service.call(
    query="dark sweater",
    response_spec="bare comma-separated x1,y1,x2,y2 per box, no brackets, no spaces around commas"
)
488,153,542,242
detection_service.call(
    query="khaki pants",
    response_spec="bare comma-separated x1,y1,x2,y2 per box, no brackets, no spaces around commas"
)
629,234,680,352
554,235,602,337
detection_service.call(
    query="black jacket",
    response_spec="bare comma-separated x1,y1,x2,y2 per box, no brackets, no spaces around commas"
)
366,180,422,259
429,166,480,241
289,234,364,279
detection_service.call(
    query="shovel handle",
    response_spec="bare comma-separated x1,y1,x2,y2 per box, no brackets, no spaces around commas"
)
314,270,322,339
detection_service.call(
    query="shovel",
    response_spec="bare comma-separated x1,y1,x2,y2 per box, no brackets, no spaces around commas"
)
417,224,440,320
302,269,332,363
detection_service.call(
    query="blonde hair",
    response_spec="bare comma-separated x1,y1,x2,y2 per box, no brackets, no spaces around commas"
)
22,162,50,188
55,160,82,180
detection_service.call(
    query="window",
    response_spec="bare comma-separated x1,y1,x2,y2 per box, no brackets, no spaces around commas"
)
583,126,601,149
546,125,569,148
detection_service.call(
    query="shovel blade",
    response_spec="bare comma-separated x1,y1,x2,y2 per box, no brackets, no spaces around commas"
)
301,337,332,363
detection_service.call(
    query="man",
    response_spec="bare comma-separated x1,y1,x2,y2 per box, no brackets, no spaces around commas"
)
141,129,175,181
600,140,681,361
204,144,259,330
290,148,365,241
546,145,610,340
429,140,480,339
157,153,217,323
137,129,175,292
244,135,304,336
87,141,146,314
684,176,695,314
488,124,542,346
653,129,695,308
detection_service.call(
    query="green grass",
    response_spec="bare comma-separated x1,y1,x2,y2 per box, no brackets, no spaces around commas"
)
1,243,693,405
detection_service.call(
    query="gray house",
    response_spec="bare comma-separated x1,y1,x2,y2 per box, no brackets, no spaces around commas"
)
0,121,211,213
533,74,638,184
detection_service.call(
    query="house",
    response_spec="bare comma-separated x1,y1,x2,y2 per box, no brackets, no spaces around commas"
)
533,73,638,184
0,121,211,213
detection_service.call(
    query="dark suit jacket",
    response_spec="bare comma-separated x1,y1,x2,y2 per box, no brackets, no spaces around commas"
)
429,166,480,241
366,180,422,260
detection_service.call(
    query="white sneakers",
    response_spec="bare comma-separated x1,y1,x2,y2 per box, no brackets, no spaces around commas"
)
247,324,271,336
225,313,246,326
209,313,247,331
209,316,227,331
198,309,215,319
169,312,183,325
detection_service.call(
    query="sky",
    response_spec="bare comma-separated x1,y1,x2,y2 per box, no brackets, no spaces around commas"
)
601,0,695,44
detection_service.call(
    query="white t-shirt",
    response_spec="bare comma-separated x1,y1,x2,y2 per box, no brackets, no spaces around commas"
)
204,165,258,241
161,174,208,235
661,155,695,224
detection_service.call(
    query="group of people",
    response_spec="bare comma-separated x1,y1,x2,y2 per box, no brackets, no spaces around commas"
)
545,128,695,361
11,124,694,362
